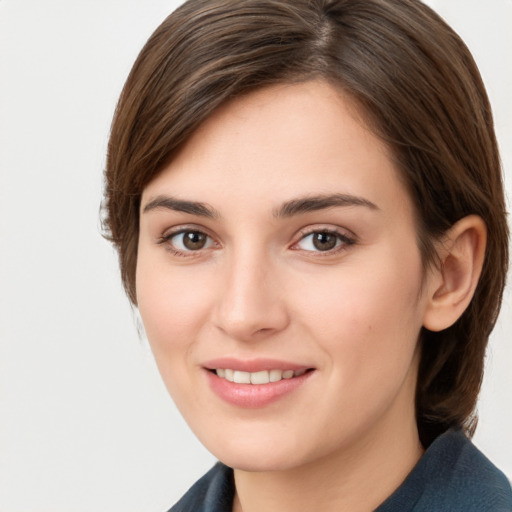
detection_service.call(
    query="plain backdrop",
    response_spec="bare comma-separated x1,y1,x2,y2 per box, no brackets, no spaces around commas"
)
0,1,510,511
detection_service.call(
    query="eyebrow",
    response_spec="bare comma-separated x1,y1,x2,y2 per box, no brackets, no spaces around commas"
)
142,193,378,219
273,193,379,218
142,196,220,218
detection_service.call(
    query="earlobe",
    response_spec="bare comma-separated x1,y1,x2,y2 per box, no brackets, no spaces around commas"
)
422,215,487,332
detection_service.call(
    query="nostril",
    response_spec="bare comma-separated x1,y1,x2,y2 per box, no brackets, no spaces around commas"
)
255,327,272,334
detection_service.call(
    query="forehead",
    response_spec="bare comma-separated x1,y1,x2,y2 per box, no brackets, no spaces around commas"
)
142,80,412,221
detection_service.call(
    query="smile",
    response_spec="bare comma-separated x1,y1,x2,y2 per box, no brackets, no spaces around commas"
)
215,368,307,384
206,365,315,408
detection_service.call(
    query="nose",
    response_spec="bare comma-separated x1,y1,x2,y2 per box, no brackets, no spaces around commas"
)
212,248,290,342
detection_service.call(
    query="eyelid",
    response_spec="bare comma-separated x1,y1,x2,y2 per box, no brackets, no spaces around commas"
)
290,225,357,254
155,223,356,257
157,225,219,256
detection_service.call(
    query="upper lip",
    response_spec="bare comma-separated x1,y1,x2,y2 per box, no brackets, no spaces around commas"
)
202,357,314,373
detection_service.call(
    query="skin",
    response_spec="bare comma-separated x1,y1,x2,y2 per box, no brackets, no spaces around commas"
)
136,81,485,511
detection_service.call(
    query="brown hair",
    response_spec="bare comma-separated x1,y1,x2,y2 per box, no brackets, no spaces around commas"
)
103,0,509,447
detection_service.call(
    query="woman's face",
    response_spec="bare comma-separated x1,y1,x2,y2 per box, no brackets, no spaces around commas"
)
137,81,434,471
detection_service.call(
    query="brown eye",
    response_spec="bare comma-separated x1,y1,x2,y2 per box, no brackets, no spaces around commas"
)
182,231,208,250
312,232,337,251
295,230,354,253
164,230,214,253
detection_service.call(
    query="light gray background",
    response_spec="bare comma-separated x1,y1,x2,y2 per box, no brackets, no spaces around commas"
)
0,1,510,511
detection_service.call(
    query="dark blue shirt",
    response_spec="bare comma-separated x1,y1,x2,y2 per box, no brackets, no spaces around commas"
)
169,430,512,511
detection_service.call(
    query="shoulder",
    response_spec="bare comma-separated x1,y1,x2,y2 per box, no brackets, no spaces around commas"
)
425,430,511,510
378,430,512,512
168,462,234,512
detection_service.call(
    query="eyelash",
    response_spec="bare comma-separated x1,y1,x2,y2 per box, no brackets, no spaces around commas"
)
157,227,217,257
157,226,356,258
291,228,356,256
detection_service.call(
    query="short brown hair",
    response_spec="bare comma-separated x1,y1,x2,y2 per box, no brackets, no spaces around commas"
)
103,0,509,446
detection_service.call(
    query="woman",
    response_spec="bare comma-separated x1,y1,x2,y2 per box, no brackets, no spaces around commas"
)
103,0,512,510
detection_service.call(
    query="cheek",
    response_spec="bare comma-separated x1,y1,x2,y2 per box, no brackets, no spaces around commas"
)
135,254,215,355
289,258,424,437
135,256,217,413
293,251,425,374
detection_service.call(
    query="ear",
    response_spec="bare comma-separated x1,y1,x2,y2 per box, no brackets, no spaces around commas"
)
422,215,487,332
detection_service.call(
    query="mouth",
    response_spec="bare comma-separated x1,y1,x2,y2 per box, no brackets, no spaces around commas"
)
203,361,316,408
211,368,312,384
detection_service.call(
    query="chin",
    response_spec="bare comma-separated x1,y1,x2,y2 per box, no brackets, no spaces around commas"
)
210,428,372,474
199,431,316,473
217,450,303,473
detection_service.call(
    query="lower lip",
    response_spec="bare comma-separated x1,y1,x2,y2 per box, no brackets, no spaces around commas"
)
205,370,314,408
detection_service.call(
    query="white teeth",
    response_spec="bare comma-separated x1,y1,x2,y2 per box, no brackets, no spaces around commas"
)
269,369,283,382
215,368,309,384
233,370,251,384
250,370,270,384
